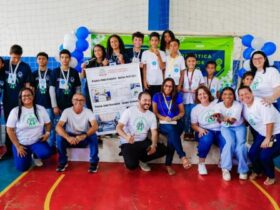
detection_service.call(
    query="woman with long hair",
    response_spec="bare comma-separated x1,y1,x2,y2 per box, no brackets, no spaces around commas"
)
6,87,52,171
152,78,191,175
106,34,128,65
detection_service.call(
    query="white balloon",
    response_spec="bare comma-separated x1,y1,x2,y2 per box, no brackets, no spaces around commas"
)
64,33,77,42
54,54,60,62
70,57,78,68
243,60,251,71
251,37,265,50
63,39,76,53
268,56,275,66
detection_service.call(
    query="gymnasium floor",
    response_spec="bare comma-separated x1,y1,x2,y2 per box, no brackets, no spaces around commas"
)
0,156,280,210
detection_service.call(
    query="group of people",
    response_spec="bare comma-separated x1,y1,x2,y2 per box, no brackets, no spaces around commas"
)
0,30,280,186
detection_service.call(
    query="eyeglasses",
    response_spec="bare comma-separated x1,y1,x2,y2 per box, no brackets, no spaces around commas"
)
253,57,264,61
22,94,33,98
73,99,85,102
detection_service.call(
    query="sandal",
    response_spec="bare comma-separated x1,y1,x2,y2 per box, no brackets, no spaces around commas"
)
264,177,276,186
182,157,192,169
166,166,176,176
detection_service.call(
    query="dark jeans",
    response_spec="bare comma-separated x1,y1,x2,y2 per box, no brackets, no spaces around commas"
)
56,133,99,165
120,139,166,170
249,133,280,178
159,120,185,165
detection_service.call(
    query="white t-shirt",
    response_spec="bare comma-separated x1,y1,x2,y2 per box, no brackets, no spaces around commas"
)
118,106,157,144
141,50,166,85
191,100,220,131
59,107,96,134
165,55,186,85
204,76,220,99
6,105,50,145
214,101,244,127
183,69,205,104
243,97,280,136
250,67,280,99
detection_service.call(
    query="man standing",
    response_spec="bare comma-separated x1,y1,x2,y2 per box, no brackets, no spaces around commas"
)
116,91,166,171
56,93,99,173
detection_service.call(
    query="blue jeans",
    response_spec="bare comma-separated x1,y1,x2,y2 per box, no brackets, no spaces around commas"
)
184,104,196,133
159,120,186,165
197,129,225,158
249,133,280,178
56,133,99,165
12,141,52,171
220,124,249,174
46,108,56,148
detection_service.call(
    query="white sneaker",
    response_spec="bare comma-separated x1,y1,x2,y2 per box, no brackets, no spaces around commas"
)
198,163,208,175
139,161,151,172
239,173,248,180
222,169,231,181
33,157,43,167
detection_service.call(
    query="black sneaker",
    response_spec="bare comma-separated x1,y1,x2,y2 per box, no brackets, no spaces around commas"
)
88,163,99,173
56,163,68,172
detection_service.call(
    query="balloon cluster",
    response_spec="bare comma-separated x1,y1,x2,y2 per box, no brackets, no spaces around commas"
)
238,34,277,77
58,26,90,72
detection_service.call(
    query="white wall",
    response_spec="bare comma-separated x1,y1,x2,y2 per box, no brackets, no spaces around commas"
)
0,0,280,59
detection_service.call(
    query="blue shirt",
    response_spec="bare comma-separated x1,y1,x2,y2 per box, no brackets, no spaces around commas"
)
50,67,81,111
1,60,32,108
152,92,183,118
32,69,52,109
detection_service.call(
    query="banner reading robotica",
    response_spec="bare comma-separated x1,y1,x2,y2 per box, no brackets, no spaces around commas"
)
91,33,234,87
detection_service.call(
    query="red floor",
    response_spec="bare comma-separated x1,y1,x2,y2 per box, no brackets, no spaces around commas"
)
0,159,280,210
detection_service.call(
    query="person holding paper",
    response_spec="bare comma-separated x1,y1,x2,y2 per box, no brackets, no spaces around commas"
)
152,78,191,175
238,86,280,185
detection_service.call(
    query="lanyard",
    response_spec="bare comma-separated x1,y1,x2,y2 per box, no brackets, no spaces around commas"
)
206,77,213,89
9,61,21,74
60,68,70,83
167,55,179,73
186,69,195,90
133,49,140,59
162,93,173,114
38,69,48,80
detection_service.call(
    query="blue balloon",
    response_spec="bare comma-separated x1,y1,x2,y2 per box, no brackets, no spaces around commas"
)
59,44,64,51
242,34,254,47
76,39,89,52
76,26,89,39
261,42,277,56
238,68,247,78
71,50,83,62
76,61,83,72
243,47,254,60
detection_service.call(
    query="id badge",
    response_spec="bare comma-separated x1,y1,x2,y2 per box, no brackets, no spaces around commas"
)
151,60,158,70
109,62,117,66
8,73,16,85
59,79,68,90
39,78,47,89
132,57,140,63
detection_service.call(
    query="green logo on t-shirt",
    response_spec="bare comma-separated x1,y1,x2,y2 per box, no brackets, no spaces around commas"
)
251,76,263,91
133,117,147,133
23,113,39,128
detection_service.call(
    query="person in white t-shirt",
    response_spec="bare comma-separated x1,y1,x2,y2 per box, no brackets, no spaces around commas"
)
116,91,166,172
238,86,280,185
191,86,225,175
141,32,166,98
178,54,205,140
250,51,280,109
213,87,249,181
204,61,220,99
6,87,52,171
164,39,186,86
55,93,99,173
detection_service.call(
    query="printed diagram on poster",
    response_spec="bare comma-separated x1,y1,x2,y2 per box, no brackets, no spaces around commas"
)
86,63,142,135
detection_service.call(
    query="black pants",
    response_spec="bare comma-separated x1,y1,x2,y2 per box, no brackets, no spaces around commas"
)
120,139,166,170
3,104,13,155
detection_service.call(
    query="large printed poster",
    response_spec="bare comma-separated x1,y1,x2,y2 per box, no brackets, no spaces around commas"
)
86,63,142,135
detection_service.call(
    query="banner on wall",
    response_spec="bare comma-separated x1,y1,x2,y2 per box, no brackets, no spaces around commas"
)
91,33,234,87
86,63,142,135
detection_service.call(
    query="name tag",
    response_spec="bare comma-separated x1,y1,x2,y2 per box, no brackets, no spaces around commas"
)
8,73,16,85
132,57,140,63
39,78,47,90
59,79,68,90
